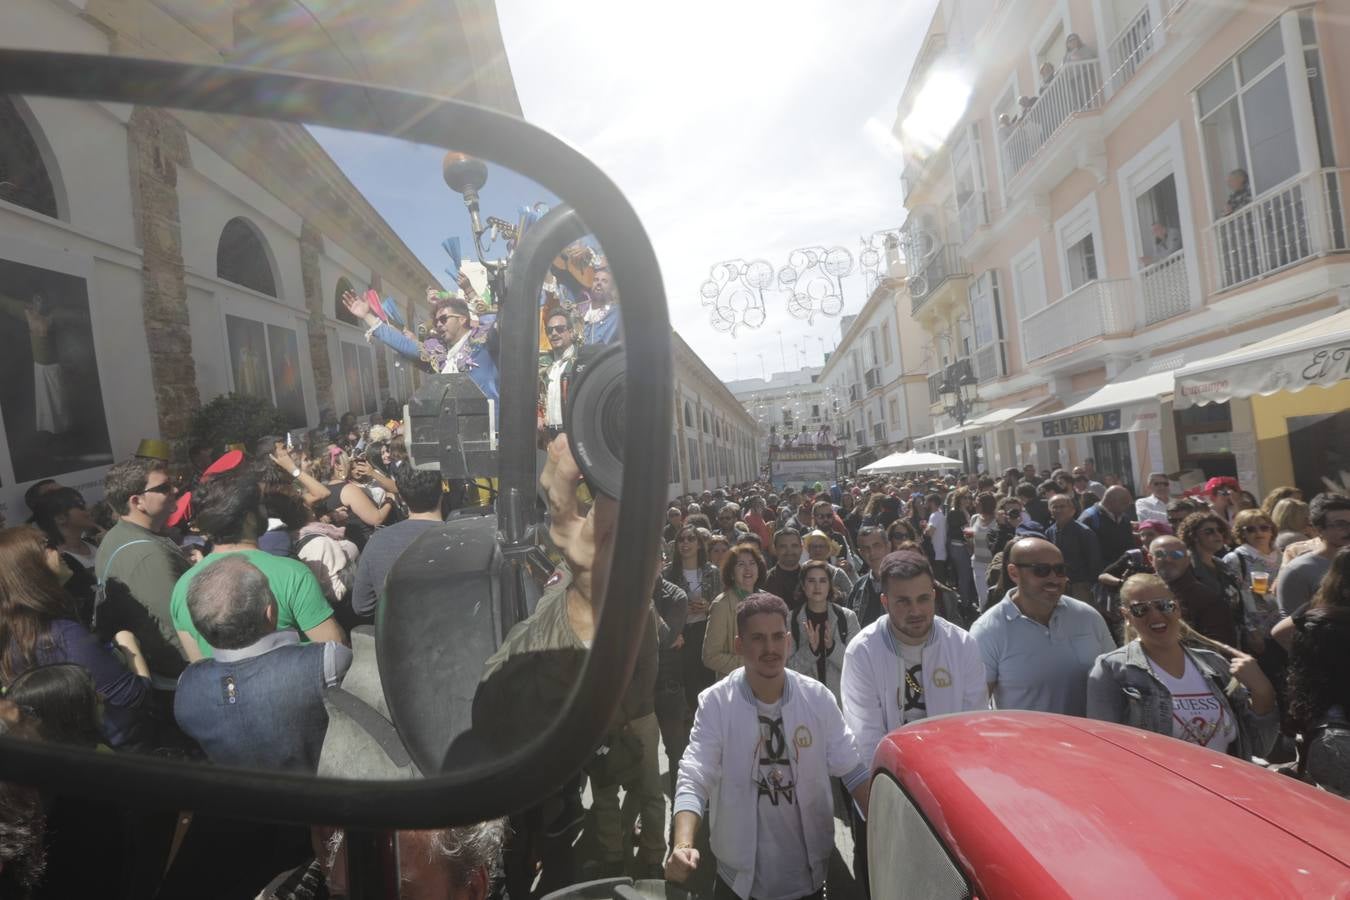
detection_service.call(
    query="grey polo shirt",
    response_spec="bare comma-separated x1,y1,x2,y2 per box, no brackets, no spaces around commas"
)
970,589,1116,717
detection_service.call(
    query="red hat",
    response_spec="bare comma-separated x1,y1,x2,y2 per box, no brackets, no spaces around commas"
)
1134,519,1173,536
167,450,246,528
1202,476,1240,495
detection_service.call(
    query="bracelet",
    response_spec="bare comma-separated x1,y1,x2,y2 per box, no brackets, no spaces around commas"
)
673,842,694,851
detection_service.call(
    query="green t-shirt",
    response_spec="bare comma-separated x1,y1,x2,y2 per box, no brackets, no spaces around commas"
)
170,549,334,658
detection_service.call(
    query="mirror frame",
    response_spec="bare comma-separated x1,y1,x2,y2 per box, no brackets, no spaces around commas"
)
0,49,671,828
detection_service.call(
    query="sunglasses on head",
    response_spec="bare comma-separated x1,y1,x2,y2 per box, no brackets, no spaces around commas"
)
1126,598,1177,618
1014,562,1068,577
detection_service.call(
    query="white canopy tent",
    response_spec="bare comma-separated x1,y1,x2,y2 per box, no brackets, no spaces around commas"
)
859,449,964,473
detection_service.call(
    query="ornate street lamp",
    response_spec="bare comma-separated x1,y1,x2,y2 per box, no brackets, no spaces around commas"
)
939,365,980,426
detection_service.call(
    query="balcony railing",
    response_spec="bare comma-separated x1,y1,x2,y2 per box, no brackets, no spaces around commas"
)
1000,59,1102,179
1140,248,1189,325
910,245,968,314
1021,279,1135,362
864,367,882,391
1208,168,1349,292
973,340,1008,382
1107,4,1156,94
927,371,944,404
958,190,989,243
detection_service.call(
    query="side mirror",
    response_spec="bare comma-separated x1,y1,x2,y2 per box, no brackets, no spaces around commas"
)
0,48,670,828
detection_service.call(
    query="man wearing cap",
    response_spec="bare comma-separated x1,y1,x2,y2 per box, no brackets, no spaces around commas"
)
342,288,499,401
581,262,622,346
95,457,191,680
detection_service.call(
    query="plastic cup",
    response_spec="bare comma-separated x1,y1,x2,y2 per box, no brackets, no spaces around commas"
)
1251,571,1270,594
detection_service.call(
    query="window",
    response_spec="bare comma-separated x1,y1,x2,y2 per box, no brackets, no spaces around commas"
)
888,396,900,425
1133,174,1183,267
217,217,278,297
703,411,710,433
1065,234,1098,289
687,437,700,479
0,96,59,219
968,271,1003,348
335,276,363,327
952,124,987,240
684,400,693,428
339,338,376,417
1197,18,1302,215
866,329,879,368
881,321,894,364
811,404,821,419
1010,243,1046,318
670,434,681,483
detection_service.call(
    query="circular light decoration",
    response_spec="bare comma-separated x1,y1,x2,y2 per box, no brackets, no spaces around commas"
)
777,246,851,324
700,259,772,336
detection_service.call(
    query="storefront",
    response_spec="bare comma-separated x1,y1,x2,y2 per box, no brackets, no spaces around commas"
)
1174,308,1350,500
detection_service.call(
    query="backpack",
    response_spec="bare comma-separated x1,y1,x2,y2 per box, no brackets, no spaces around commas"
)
791,604,850,649
93,539,156,633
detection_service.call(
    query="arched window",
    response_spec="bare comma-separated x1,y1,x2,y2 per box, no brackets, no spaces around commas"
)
217,217,278,297
0,96,59,219
335,276,361,327
684,401,693,428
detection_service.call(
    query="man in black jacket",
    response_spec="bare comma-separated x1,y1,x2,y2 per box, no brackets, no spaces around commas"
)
1044,494,1103,604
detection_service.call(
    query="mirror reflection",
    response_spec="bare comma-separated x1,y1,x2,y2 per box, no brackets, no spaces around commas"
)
0,96,629,783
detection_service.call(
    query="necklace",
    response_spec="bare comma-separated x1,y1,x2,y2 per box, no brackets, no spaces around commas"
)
903,667,924,698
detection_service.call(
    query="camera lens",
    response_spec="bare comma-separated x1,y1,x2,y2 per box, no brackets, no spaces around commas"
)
564,342,626,499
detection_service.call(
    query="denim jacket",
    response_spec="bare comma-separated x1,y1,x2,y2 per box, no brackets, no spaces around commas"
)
1087,641,1278,760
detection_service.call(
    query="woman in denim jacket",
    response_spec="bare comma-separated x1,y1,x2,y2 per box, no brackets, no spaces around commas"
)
1087,574,1278,760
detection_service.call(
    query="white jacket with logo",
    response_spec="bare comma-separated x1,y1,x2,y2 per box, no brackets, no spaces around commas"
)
841,615,989,762
674,668,869,899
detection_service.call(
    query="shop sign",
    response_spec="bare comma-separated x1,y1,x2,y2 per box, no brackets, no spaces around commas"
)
1041,409,1121,438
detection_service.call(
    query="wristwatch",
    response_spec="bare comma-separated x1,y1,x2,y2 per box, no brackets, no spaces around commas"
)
290,467,301,479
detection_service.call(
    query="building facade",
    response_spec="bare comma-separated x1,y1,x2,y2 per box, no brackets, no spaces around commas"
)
670,336,761,498
726,366,828,460
0,0,518,516
896,0,1349,495
819,258,934,473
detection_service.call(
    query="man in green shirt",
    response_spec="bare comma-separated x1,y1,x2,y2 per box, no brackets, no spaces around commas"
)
95,457,191,680
169,469,345,660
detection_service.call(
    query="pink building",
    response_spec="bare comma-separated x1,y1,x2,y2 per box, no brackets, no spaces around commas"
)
896,0,1349,497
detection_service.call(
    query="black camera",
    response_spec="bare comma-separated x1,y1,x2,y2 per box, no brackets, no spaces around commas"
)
564,342,625,499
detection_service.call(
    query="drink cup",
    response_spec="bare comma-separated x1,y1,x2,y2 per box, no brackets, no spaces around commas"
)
1251,571,1270,594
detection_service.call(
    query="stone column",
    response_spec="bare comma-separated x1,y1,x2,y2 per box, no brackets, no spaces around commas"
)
299,221,335,414
128,107,199,448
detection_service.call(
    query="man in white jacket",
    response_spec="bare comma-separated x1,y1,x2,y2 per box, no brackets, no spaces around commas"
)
839,549,988,890
666,593,870,900
841,549,989,760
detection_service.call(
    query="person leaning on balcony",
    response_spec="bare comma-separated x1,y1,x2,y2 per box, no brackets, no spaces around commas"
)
1064,32,1097,61
1224,169,1252,216
1039,61,1056,89
1139,223,1183,267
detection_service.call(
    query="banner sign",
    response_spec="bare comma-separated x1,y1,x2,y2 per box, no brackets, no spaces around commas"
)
1041,409,1121,438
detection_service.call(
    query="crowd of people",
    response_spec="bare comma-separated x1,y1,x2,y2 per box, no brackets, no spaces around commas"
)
0,372,1347,900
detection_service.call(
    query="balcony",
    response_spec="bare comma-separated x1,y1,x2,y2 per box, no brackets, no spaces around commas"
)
909,245,969,315
1207,168,1349,294
973,340,1008,382
927,371,944,405
1000,58,1103,182
1139,248,1189,325
1021,279,1135,363
864,367,882,392
1107,4,1158,94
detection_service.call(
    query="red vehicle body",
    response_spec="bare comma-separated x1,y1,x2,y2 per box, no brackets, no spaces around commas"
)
869,712,1350,898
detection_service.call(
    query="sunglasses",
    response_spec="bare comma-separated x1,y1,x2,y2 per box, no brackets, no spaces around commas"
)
1244,523,1273,533
1153,549,1188,560
1214,488,1232,496
434,313,465,325
1006,508,1022,517
1126,598,1177,618
546,324,571,334
142,483,177,495
1013,562,1068,577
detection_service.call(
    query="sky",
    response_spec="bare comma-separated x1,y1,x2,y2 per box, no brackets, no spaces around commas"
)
496,0,940,382
311,0,939,382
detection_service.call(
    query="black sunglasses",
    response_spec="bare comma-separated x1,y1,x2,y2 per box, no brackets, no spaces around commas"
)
546,324,571,334
142,483,177,495
434,313,464,325
1013,562,1068,577
1126,598,1177,618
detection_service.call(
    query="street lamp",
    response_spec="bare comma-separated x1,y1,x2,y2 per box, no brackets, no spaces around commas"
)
939,365,980,426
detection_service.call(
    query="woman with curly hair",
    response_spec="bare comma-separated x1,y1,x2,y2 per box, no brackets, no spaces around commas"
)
664,525,720,711
886,517,919,551
787,559,860,702
1284,597,1350,798
1179,511,1249,650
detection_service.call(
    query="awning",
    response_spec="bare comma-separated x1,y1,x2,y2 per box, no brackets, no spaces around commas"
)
964,399,1053,431
915,423,967,444
860,449,963,473
1021,359,1182,439
1174,308,1350,409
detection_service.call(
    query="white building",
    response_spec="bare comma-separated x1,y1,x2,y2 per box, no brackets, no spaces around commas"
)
819,264,934,473
726,367,829,459
670,336,761,498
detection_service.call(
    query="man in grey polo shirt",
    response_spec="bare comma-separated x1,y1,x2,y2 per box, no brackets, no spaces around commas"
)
970,537,1115,716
